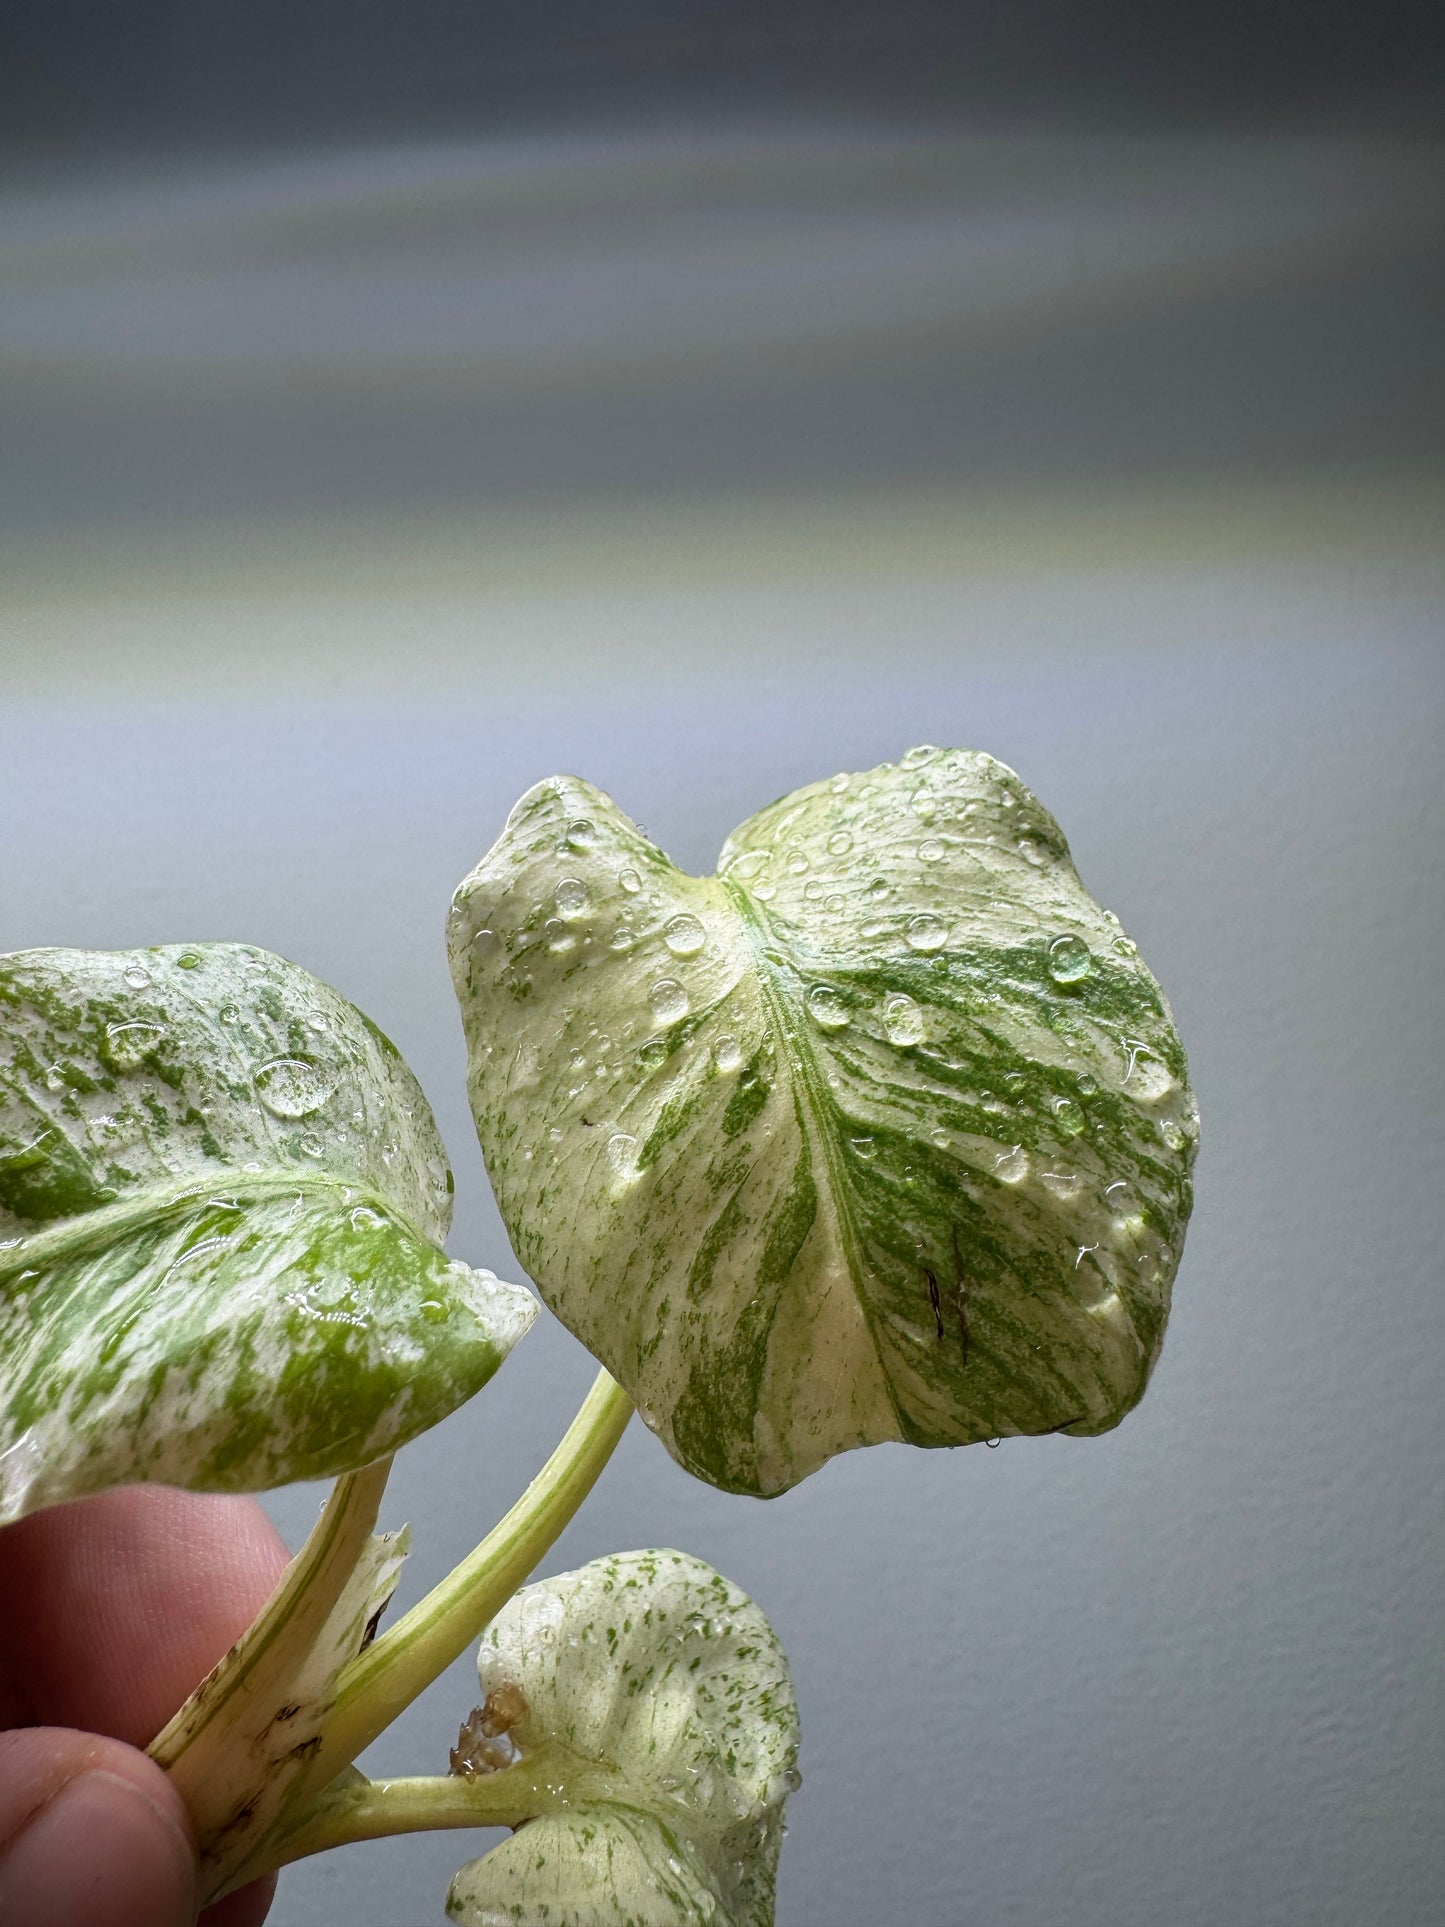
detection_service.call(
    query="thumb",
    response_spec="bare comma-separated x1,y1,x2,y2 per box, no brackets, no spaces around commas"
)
0,1728,198,1927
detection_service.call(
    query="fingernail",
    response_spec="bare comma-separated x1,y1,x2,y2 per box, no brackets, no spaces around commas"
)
0,1768,197,1927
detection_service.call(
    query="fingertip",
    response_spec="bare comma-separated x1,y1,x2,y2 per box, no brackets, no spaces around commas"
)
0,1485,292,1744
0,1730,197,1927
201,1871,278,1927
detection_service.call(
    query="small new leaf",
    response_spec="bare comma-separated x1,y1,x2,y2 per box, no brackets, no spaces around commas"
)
0,944,535,1521
450,751,1198,1496
447,1550,799,1927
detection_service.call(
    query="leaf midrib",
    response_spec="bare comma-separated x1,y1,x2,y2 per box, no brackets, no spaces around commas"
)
0,1168,417,1286
720,879,906,1440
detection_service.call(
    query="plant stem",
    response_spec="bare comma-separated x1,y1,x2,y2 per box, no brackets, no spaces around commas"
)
253,1747,613,1881
150,1456,392,1894
300,1367,632,1793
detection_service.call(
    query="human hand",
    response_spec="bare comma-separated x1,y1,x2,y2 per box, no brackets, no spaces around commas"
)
0,1485,291,1926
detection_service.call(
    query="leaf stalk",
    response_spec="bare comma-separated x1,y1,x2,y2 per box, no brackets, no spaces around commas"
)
298,1367,632,1795
150,1455,393,1895
246,1743,614,1884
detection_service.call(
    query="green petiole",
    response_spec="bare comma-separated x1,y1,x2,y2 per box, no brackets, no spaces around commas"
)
249,1743,622,1883
151,1454,394,1899
293,1365,633,1801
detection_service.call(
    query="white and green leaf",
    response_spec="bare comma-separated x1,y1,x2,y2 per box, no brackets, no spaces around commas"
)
0,944,535,1521
449,750,1198,1497
449,1811,737,1927
446,1549,799,1927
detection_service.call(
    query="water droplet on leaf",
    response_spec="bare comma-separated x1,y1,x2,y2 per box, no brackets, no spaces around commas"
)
994,1144,1030,1185
1105,1179,1143,1224
906,914,947,952
713,1034,742,1072
649,979,689,1025
827,831,854,857
255,1056,338,1120
806,984,849,1030
1041,1169,1081,1199
663,914,706,957
565,819,596,851
103,1022,165,1072
1052,1096,1086,1137
555,877,590,920
1123,1044,1177,1103
882,992,925,1046
919,838,945,862
1047,933,1092,983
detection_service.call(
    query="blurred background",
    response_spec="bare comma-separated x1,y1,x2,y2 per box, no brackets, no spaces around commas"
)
2,6,1443,1924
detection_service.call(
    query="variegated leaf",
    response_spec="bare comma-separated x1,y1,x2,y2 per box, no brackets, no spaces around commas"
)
447,1550,798,1927
0,944,535,1521
449,750,1197,1497
449,1812,736,1927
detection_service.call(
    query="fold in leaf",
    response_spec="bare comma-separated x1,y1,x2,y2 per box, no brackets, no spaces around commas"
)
450,752,1198,1497
0,944,535,1521
447,1550,799,1927
450,1812,732,1927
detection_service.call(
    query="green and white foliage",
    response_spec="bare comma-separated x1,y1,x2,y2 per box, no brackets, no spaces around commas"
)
0,944,535,1521
447,1550,799,1927
450,751,1198,1497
